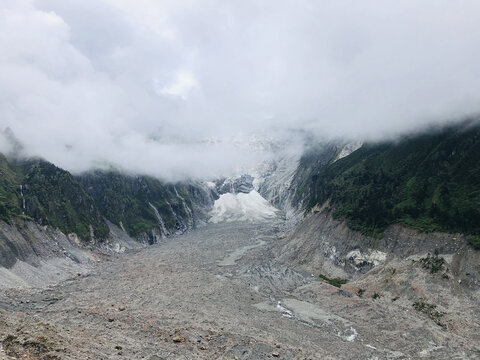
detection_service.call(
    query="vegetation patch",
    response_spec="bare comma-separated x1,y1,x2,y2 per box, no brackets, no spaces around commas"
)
2,334,59,359
413,300,446,328
467,235,480,250
318,274,348,288
420,250,446,274
0,153,198,241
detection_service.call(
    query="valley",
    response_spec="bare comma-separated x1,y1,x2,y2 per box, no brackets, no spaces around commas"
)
2,3,480,359
1,220,478,359
1,123,479,359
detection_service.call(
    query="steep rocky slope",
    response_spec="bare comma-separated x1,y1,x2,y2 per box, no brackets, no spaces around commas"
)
277,204,478,282
252,124,480,360
274,121,480,276
255,140,361,224
1,154,218,247
77,171,217,243
0,155,217,282
0,219,141,289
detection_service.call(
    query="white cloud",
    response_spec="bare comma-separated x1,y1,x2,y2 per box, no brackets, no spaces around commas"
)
157,70,198,99
1,0,480,180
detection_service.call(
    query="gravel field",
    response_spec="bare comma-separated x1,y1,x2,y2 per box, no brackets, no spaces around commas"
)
0,221,478,359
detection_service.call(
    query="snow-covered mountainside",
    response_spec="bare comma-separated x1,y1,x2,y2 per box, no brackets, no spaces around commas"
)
206,142,303,224
205,137,351,225
333,141,363,162
254,150,302,222
209,190,279,223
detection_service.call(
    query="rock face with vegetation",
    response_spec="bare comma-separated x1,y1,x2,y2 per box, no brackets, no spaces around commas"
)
77,171,217,243
297,121,480,246
0,155,108,241
0,122,479,359
1,154,217,245
0,154,217,273
267,124,480,360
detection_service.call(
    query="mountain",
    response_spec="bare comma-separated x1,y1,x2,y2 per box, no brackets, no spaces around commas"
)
0,155,108,240
2,120,479,247
0,155,217,245
0,154,20,221
1,124,479,359
76,171,216,243
0,154,217,289
297,120,480,248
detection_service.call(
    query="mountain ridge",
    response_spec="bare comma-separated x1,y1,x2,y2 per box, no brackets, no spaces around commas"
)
1,120,479,249
0,156,216,244
297,120,480,248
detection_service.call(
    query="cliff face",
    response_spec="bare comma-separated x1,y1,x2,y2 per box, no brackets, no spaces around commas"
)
275,121,480,276
0,219,97,287
277,206,477,280
77,171,217,244
0,154,217,274
0,218,144,289
255,142,342,224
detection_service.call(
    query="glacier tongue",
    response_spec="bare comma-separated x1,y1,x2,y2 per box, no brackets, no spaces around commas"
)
209,190,279,223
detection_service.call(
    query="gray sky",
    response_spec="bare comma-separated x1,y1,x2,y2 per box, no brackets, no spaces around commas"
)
1,0,480,180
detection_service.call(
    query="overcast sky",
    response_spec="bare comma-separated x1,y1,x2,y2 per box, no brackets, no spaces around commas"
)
1,0,480,180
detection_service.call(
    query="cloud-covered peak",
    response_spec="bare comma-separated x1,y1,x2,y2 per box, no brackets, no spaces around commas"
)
1,0,480,180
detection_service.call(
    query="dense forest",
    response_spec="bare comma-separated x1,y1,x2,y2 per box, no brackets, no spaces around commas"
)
302,121,480,248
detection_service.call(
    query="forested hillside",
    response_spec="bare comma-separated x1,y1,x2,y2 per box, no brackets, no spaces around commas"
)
0,155,109,240
77,171,198,237
302,121,480,247
0,154,212,242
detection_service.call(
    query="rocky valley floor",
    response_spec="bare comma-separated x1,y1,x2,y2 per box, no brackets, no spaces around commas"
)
0,221,479,359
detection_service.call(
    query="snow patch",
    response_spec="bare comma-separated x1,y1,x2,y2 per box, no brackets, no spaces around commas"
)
334,141,363,162
345,326,358,342
109,243,126,253
209,190,278,223
205,181,216,189
346,249,387,267
276,301,294,318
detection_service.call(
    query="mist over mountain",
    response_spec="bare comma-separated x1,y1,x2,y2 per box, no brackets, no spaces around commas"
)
2,3,480,357
2,0,480,181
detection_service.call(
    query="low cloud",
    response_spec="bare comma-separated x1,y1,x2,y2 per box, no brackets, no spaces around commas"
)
1,0,480,180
